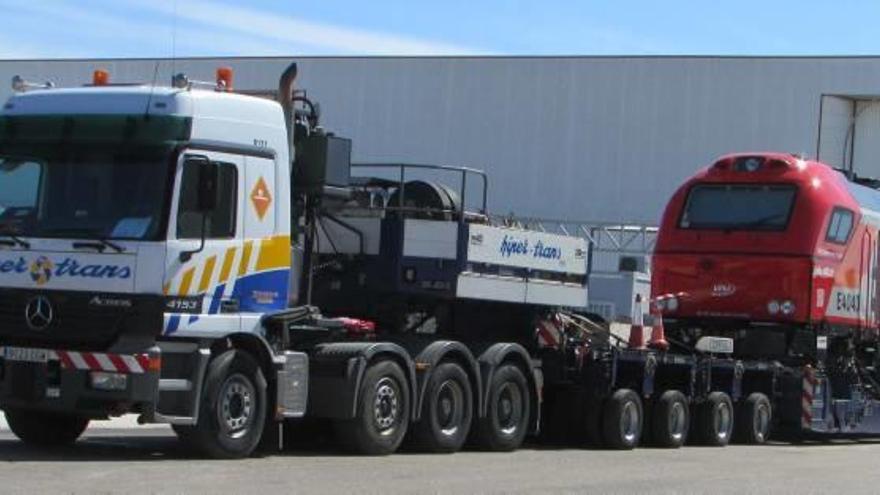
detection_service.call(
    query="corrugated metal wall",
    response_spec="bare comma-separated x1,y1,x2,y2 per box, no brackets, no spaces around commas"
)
4,56,880,223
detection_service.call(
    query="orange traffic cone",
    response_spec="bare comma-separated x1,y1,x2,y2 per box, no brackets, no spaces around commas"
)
648,305,669,351
628,294,646,349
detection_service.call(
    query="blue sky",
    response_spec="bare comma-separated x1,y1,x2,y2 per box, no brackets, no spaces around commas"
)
2,1,880,58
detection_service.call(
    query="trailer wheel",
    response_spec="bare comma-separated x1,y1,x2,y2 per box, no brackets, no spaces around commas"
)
602,389,643,450
734,392,772,444
5,409,89,446
474,364,530,451
651,390,689,448
694,391,734,446
190,349,267,459
412,362,473,453
336,359,410,455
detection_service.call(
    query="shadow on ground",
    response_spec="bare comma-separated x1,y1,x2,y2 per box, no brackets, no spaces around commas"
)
1,429,880,463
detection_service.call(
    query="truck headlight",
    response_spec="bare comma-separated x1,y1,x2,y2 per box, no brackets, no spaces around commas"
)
780,300,796,315
666,296,679,311
767,300,780,315
90,371,128,391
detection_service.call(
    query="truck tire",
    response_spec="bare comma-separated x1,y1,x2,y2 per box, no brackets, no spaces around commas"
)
602,388,643,450
412,362,473,453
474,364,530,451
336,359,410,455
190,350,267,459
694,391,734,446
734,392,771,444
651,390,689,448
5,409,89,446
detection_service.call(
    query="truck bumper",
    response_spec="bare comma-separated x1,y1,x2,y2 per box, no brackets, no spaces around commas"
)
0,346,160,418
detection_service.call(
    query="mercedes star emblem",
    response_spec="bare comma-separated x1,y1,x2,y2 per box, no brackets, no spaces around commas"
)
24,296,53,331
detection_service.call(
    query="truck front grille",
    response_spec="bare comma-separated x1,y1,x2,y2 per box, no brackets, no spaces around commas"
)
0,289,159,351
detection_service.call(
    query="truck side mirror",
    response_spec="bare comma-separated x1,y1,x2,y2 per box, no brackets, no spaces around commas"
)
179,156,218,264
196,159,219,212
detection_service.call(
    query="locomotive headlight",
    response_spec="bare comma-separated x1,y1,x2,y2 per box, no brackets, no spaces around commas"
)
653,295,679,312
767,300,780,315
780,300,796,316
735,157,763,172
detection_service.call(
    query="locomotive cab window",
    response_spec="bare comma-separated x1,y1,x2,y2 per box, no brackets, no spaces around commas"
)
679,184,797,231
825,207,854,244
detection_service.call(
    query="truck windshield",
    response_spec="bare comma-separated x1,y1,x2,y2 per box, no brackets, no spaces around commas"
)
0,146,173,241
679,184,797,231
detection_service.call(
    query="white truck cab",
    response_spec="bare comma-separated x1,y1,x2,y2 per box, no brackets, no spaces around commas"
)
1,75,294,336
0,69,305,456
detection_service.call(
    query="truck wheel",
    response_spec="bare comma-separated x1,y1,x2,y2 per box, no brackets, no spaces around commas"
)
337,359,410,455
412,362,473,453
734,392,772,444
5,409,89,446
602,388,643,450
651,390,689,448
191,350,267,459
474,364,530,451
694,391,734,446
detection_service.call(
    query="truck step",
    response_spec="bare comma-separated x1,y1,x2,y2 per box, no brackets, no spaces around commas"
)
159,379,193,392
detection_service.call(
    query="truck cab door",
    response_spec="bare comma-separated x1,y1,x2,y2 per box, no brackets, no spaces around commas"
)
162,151,244,336
238,155,290,332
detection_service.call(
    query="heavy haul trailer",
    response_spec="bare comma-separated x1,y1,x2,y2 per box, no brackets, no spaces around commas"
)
0,64,772,459
653,152,880,439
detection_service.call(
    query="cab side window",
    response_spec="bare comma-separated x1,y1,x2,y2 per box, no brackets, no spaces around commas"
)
177,161,238,239
826,207,854,244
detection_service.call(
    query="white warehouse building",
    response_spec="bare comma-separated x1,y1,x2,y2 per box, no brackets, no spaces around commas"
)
2,55,880,225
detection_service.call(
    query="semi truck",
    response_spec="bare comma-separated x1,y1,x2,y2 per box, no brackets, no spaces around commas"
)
0,64,777,458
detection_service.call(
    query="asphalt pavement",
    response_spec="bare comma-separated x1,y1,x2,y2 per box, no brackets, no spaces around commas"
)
1,418,880,494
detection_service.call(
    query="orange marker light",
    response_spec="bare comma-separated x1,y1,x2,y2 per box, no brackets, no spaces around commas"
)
147,355,162,372
216,66,234,91
93,69,110,86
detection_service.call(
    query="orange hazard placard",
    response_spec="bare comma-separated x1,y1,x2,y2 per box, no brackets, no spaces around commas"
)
250,177,272,220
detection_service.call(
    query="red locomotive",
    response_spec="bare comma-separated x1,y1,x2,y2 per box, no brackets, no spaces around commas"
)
652,152,880,363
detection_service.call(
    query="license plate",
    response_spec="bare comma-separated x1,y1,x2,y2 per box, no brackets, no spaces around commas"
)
3,347,49,363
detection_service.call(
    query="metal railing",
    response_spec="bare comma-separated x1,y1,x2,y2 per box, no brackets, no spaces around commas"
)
350,163,489,225
340,162,658,262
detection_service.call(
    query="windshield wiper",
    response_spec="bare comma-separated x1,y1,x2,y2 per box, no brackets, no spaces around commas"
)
0,232,31,249
725,213,787,230
41,227,126,253
72,239,126,254
0,231,30,249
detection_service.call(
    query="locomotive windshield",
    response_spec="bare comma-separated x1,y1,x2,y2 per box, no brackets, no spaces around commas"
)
679,184,796,231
